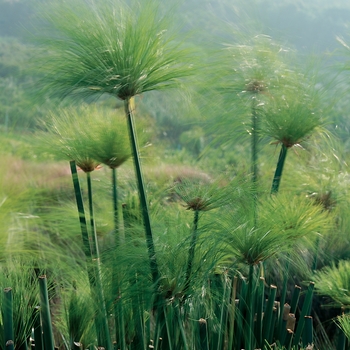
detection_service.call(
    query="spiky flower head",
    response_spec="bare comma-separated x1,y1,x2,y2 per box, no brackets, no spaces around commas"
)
220,35,290,97
314,260,350,308
336,313,350,341
172,177,231,212
34,0,195,101
219,193,330,266
261,91,323,148
45,104,131,172
46,106,100,173
87,108,131,169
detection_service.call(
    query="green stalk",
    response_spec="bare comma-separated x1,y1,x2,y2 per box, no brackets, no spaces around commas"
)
290,285,301,315
302,316,313,347
112,168,121,243
199,318,209,350
251,97,258,226
208,275,224,349
245,265,255,350
268,305,278,344
184,209,199,296
277,261,290,339
251,97,258,187
222,275,233,349
262,285,277,344
292,282,315,347
38,276,54,350
256,277,265,348
280,304,291,345
285,329,294,350
217,276,228,350
130,292,145,350
228,276,238,350
33,306,43,350
163,305,174,350
86,172,99,258
3,288,14,350
114,292,126,350
70,161,112,350
271,144,288,194
175,301,189,350
124,98,160,288
111,168,126,350
235,279,247,350
70,161,92,258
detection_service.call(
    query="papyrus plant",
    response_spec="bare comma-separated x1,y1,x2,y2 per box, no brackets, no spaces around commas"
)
45,106,119,349
215,193,329,349
172,177,231,297
35,0,195,289
213,35,292,224
314,260,350,308
260,81,325,194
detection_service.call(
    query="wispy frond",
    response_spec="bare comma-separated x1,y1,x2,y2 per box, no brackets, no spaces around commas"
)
34,0,196,101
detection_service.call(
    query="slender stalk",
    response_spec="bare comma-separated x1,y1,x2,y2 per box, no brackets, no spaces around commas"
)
217,276,228,350
277,261,290,338
70,161,92,258
184,210,199,296
199,318,209,350
256,276,265,348
271,144,288,194
3,288,14,350
245,265,255,350
163,305,174,350
38,276,54,350
86,172,99,258
124,98,160,287
292,282,315,347
208,275,224,349
236,279,247,350
110,168,126,350
228,276,238,350
33,306,43,350
268,306,278,344
251,97,258,227
175,301,189,350
70,161,112,350
251,97,258,187
302,316,313,347
112,168,120,243
285,329,294,350
262,285,277,344
290,285,301,315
